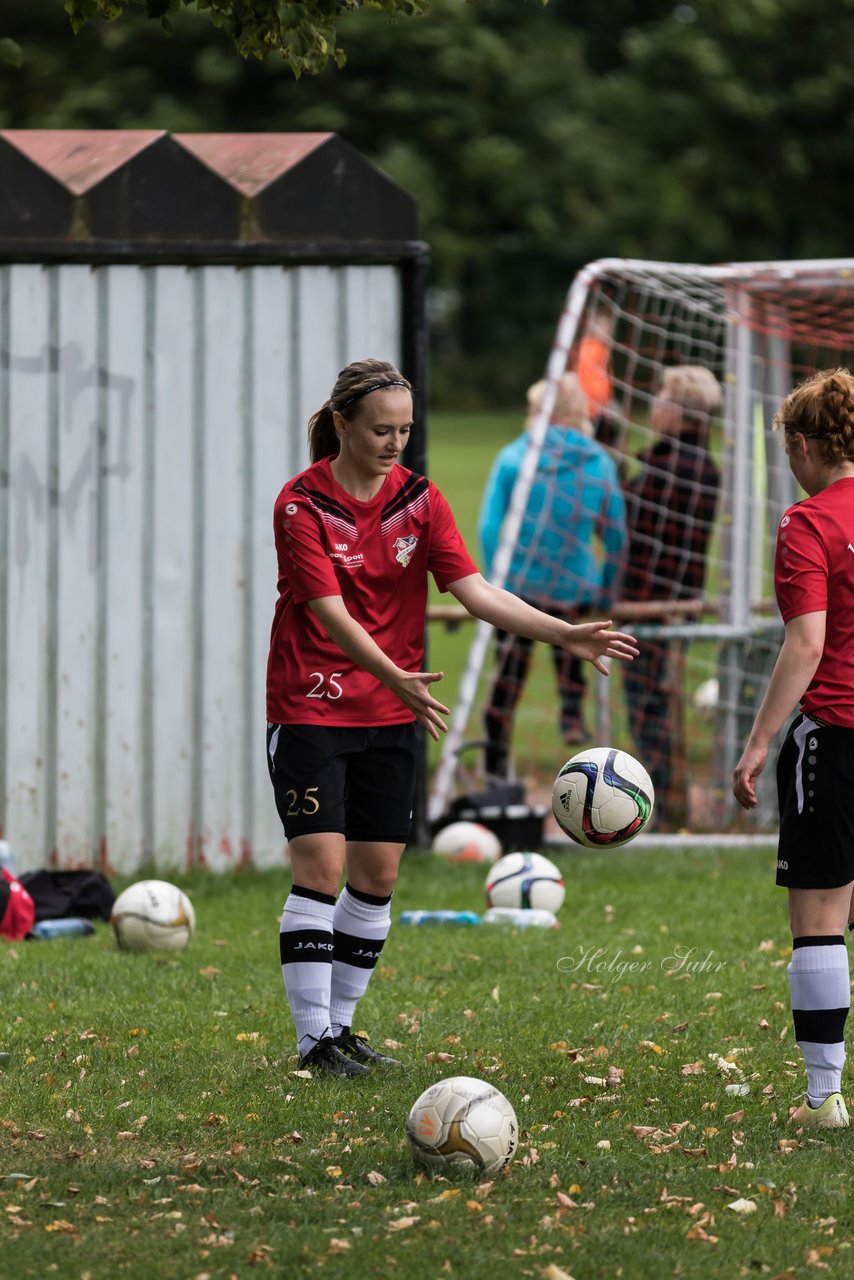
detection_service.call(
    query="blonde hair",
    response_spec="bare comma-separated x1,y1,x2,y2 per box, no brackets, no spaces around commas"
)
659,365,722,417
308,358,413,462
527,371,593,436
773,368,854,465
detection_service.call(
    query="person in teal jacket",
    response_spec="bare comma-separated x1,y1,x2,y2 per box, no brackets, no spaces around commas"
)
478,372,628,776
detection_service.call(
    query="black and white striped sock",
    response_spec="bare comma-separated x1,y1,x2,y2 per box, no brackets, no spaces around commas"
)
329,883,392,1038
279,885,335,1058
789,935,849,1107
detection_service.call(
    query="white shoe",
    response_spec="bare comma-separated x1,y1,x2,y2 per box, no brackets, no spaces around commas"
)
791,1092,849,1128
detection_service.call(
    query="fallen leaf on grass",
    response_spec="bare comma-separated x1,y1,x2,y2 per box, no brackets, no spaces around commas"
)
424,1189,461,1205
366,1170,386,1186
424,1053,455,1064
681,1062,704,1076
329,1239,351,1253
387,1216,420,1232
686,1225,719,1243
726,1198,757,1215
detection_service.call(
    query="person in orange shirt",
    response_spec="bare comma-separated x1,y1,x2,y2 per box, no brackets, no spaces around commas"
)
575,306,616,446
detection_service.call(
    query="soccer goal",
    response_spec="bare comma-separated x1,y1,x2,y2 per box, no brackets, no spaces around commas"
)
428,256,854,839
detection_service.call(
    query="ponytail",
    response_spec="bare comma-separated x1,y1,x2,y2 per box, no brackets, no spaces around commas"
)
308,404,339,463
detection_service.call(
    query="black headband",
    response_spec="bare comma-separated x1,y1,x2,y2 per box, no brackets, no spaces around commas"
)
335,379,410,411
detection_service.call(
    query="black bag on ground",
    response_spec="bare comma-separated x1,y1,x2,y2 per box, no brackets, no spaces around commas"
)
18,870,116,922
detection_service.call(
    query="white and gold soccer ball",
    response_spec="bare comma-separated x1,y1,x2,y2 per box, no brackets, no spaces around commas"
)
484,851,565,914
406,1075,518,1176
111,880,196,952
552,746,654,848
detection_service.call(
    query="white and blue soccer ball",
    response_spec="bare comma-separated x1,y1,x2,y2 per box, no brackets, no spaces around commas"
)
111,880,195,952
484,851,565,914
406,1075,518,1176
552,746,654,848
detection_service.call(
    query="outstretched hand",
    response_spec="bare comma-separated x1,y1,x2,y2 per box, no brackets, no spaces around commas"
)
389,669,451,741
563,620,639,675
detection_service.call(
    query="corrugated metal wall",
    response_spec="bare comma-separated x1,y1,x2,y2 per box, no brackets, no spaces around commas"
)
1,260,402,873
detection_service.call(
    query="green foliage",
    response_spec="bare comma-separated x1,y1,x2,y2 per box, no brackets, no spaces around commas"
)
3,1,854,401
3,850,847,1279
63,0,432,76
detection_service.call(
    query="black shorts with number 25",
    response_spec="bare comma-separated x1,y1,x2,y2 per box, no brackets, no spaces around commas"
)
266,722,417,843
776,713,854,889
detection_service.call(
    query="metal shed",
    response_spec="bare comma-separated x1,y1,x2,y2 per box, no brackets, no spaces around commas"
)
0,129,428,873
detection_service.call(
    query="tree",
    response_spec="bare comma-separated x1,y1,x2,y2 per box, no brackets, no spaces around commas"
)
40,0,430,77
3,0,854,404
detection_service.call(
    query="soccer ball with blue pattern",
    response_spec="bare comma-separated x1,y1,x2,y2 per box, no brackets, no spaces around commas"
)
552,747,654,847
484,851,565,913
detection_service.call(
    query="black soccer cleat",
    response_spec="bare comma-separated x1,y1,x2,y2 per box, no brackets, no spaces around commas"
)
335,1027,403,1067
298,1036,370,1078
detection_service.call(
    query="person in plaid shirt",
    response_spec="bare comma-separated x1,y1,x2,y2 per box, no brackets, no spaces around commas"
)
622,365,722,827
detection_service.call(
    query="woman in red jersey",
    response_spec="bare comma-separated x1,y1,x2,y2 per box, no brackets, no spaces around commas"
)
268,357,639,1077
734,368,854,1128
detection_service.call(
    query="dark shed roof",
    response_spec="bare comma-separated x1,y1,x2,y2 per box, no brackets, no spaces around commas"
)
0,130,419,258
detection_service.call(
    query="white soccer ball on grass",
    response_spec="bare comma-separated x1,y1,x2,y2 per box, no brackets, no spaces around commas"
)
484,851,565,914
111,880,196,952
431,820,502,864
406,1075,518,1176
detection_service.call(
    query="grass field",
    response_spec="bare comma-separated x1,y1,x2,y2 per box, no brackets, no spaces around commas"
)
5,847,852,1280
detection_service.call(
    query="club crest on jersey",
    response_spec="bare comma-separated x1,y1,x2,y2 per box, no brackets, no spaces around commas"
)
393,534,418,567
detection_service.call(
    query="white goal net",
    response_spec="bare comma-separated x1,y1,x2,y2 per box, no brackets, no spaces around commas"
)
429,257,854,837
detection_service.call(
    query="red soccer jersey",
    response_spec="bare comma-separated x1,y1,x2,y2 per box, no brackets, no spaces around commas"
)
266,457,478,725
774,476,854,726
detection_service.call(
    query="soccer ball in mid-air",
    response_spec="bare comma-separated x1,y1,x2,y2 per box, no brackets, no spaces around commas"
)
406,1075,518,1176
432,821,502,864
111,880,196,952
484,851,565,914
552,747,654,848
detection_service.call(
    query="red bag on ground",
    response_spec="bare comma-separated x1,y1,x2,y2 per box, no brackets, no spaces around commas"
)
0,867,36,940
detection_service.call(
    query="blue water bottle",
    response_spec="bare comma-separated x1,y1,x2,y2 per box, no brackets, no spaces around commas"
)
29,918,95,940
0,841,16,876
399,910,482,926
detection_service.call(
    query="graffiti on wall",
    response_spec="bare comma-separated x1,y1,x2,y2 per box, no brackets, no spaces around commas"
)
2,343,135,567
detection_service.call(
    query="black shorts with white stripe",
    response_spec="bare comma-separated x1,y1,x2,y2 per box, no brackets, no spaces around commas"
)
776,713,854,889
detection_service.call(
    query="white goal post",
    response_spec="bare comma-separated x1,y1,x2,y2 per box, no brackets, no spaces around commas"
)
428,256,854,836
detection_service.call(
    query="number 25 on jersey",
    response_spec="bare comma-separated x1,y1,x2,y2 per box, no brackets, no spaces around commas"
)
307,672,344,700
